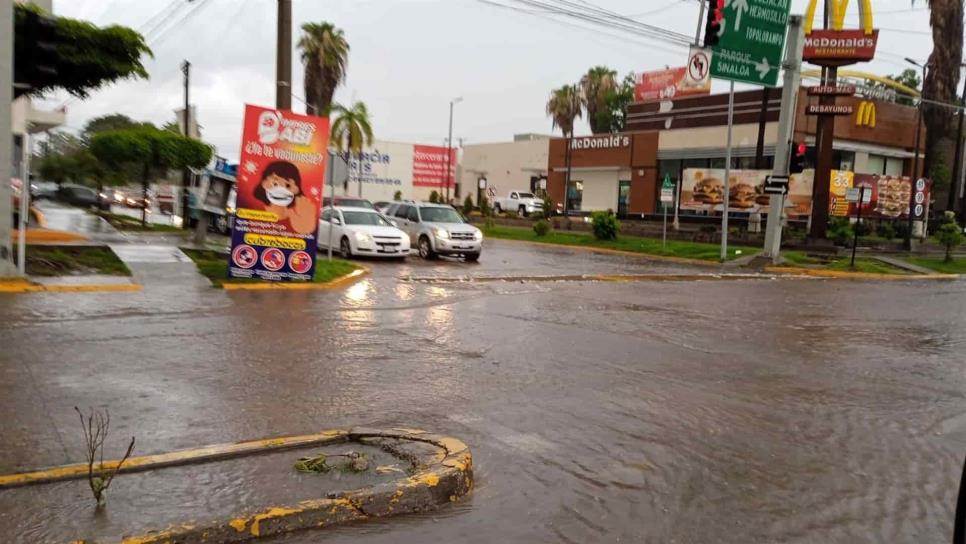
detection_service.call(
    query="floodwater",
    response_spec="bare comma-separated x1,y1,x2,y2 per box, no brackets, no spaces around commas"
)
1,239,965,543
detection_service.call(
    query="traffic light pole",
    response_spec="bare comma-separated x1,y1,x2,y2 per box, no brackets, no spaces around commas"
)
763,15,804,263
0,1,15,276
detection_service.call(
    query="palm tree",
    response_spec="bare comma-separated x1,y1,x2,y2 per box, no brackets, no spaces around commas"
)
330,101,374,198
912,0,963,197
298,22,349,116
580,66,617,134
546,85,584,213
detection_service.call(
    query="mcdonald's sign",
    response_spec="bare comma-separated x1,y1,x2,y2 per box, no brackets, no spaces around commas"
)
803,0,879,66
856,101,877,128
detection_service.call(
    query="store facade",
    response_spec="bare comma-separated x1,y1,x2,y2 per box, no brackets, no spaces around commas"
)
459,135,550,204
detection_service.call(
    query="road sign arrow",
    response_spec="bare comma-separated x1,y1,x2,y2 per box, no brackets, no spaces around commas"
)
731,0,749,32
754,57,771,80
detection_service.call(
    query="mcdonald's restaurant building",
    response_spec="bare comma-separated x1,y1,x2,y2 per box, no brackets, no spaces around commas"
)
546,86,923,217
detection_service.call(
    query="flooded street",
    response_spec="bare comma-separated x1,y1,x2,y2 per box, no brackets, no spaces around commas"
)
1,242,965,542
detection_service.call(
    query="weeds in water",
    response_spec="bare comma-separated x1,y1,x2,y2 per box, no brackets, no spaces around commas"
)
75,407,135,506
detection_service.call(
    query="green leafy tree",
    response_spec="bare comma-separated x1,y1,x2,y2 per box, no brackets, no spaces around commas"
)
546,84,583,139
330,101,374,198
393,190,402,201
91,126,212,226
14,4,151,99
298,22,349,116
429,190,440,203
533,219,551,237
935,212,964,262
602,73,636,133
579,66,616,134
462,195,474,215
83,114,143,140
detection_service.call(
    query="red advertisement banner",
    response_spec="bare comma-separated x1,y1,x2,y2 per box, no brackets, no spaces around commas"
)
229,104,330,281
412,145,456,188
634,67,711,103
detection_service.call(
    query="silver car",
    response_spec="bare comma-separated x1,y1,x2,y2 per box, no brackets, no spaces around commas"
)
389,202,483,261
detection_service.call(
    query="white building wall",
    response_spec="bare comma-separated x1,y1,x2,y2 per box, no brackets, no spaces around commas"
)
460,139,549,201
573,170,619,212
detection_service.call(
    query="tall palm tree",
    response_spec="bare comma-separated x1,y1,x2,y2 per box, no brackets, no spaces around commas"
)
330,101,374,198
580,66,617,134
298,22,349,116
546,85,584,213
912,0,963,193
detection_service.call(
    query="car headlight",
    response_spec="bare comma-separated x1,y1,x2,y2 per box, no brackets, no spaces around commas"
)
474,229,483,241
354,231,372,243
434,228,450,239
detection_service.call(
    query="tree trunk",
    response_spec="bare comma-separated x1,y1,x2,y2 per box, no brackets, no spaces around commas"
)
141,162,149,227
922,0,964,192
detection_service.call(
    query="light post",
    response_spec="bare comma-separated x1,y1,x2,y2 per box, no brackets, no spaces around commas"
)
905,57,929,250
445,97,463,203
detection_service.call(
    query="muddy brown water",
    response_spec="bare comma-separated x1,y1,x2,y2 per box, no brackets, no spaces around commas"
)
1,240,965,543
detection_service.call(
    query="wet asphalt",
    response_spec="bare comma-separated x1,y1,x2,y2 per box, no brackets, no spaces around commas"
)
2,207,966,542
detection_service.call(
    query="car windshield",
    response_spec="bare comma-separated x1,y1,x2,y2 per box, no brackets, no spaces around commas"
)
342,211,390,226
419,207,463,223
517,193,534,198
338,199,373,209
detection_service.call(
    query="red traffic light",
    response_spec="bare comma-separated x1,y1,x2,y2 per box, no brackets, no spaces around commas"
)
796,142,807,157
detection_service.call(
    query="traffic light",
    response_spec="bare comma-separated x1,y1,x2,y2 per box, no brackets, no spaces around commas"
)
14,8,60,96
704,0,725,48
790,142,813,173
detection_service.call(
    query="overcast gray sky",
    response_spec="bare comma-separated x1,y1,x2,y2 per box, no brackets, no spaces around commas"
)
40,0,937,162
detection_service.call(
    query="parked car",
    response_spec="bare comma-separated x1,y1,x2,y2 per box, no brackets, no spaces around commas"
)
30,181,58,200
322,196,373,209
493,191,543,216
57,184,111,211
373,201,392,213
389,202,482,261
318,206,411,259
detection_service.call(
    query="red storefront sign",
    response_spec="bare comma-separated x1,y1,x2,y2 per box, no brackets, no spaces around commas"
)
803,29,879,65
634,66,711,103
412,145,457,188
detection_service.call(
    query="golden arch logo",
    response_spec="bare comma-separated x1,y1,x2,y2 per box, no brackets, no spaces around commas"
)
804,0,875,35
856,101,876,128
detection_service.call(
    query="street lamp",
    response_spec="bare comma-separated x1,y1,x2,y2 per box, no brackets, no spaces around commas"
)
445,97,463,203
905,57,929,250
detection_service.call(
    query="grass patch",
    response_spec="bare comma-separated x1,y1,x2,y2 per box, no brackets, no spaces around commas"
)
94,211,184,233
781,251,822,265
483,225,753,261
905,257,966,274
25,245,130,277
181,248,358,287
824,257,908,275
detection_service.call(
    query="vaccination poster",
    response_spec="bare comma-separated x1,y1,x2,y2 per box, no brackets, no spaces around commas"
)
228,104,330,281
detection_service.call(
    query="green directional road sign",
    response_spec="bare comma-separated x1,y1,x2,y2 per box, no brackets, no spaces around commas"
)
710,0,791,87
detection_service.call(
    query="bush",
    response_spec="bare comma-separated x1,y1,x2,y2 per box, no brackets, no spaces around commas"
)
393,190,402,201
895,220,911,240
826,216,853,246
541,196,555,219
533,219,551,237
428,190,440,203
462,195,473,216
505,210,520,220
935,212,964,262
590,211,620,240
479,195,491,217
876,222,896,240
699,224,717,234
854,220,871,237
484,216,495,230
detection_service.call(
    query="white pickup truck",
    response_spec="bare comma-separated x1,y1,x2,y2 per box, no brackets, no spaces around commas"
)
492,191,543,216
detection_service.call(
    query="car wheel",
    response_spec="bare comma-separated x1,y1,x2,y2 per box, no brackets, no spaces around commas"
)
418,236,438,260
494,203,502,214
215,215,229,234
518,205,527,217
340,237,353,259
464,252,481,262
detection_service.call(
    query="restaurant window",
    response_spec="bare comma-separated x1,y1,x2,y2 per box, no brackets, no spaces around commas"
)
567,180,583,211
659,159,682,186
833,150,855,171
885,158,903,176
683,158,709,171
866,154,885,175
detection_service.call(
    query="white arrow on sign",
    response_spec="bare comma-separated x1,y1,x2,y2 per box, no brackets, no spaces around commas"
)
754,57,771,80
731,0,749,32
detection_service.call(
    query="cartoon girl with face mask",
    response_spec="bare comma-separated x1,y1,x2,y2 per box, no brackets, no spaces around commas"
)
253,161,317,235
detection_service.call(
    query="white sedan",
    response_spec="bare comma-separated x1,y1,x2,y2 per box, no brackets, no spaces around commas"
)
318,206,411,259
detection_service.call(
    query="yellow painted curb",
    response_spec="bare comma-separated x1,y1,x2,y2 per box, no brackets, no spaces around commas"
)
10,228,89,244
0,279,142,294
221,266,369,291
0,430,349,489
486,236,723,267
766,266,959,281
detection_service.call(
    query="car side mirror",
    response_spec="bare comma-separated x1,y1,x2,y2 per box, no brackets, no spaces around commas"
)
332,217,341,225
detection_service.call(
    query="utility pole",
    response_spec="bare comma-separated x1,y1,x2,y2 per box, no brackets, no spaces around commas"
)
181,59,192,230
950,66,966,219
276,0,292,111
763,15,804,263
809,0,834,240
0,0,15,276
445,97,462,203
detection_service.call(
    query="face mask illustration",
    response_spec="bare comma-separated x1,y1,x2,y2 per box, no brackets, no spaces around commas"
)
266,186,295,207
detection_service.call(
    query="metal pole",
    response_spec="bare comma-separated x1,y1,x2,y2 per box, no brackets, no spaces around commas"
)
276,0,292,111
18,134,30,275
906,65,926,250
662,202,667,249
0,0,15,276
181,60,191,229
763,15,804,263
954,69,966,218
446,101,454,203
850,186,864,268
720,81,735,261
693,0,706,44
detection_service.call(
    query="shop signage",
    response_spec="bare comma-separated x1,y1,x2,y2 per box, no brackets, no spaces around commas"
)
803,0,879,66
681,168,814,217
846,186,872,203
660,175,675,204
412,145,457,188
635,65,711,103
570,135,631,150
709,0,791,87
229,104,329,282
829,173,929,219
806,104,854,115
855,101,876,127
806,85,856,96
